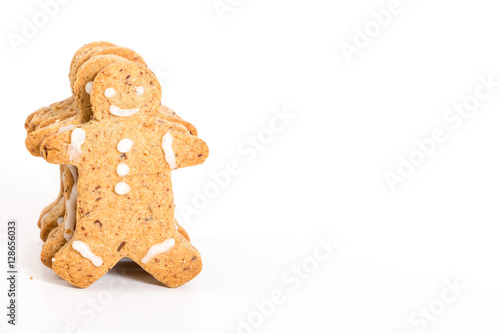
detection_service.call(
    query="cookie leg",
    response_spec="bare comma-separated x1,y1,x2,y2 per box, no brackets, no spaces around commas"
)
52,238,122,288
37,195,62,228
40,196,65,241
41,224,66,268
173,217,190,242
132,232,202,288
40,164,76,260
37,166,64,228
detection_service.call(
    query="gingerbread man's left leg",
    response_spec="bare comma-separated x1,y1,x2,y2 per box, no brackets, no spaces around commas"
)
128,229,202,288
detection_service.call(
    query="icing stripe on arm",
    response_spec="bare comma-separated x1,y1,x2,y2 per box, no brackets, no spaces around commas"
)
69,128,85,162
161,132,177,169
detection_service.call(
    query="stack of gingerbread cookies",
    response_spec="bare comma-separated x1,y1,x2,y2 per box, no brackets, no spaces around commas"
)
25,42,208,288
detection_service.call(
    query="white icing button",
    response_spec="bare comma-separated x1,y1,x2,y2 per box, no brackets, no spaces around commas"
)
85,81,93,94
105,88,116,98
136,86,144,96
117,138,133,153
116,163,130,177
69,128,86,161
72,241,103,267
115,182,130,195
109,105,140,117
141,238,175,264
161,132,177,169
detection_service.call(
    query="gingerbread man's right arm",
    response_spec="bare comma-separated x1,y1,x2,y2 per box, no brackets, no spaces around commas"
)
40,127,86,165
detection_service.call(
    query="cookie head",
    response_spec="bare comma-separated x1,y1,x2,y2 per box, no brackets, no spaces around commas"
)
90,62,162,121
69,41,116,93
73,54,130,120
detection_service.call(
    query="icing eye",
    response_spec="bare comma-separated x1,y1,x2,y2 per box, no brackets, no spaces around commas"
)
105,88,116,98
85,81,93,94
136,86,144,96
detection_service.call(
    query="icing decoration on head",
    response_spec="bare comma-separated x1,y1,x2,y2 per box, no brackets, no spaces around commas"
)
90,62,161,121
105,88,116,98
109,105,140,117
73,54,131,120
136,86,144,96
85,81,93,94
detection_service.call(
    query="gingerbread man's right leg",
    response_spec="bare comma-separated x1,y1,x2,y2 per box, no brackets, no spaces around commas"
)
41,224,65,268
39,197,65,241
37,166,64,229
52,237,123,288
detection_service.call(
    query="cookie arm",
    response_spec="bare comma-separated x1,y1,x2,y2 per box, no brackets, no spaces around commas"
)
41,126,87,165
25,117,79,157
163,130,209,169
159,105,198,136
40,131,72,165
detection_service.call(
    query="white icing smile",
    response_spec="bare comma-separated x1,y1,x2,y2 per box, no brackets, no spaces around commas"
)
109,105,140,117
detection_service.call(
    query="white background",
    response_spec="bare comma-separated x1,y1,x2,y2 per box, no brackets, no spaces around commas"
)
1,0,500,332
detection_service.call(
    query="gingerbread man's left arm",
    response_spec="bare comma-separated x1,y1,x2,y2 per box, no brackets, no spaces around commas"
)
161,129,209,169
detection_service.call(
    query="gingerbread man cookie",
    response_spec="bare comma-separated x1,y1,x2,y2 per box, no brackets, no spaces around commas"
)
39,61,208,288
